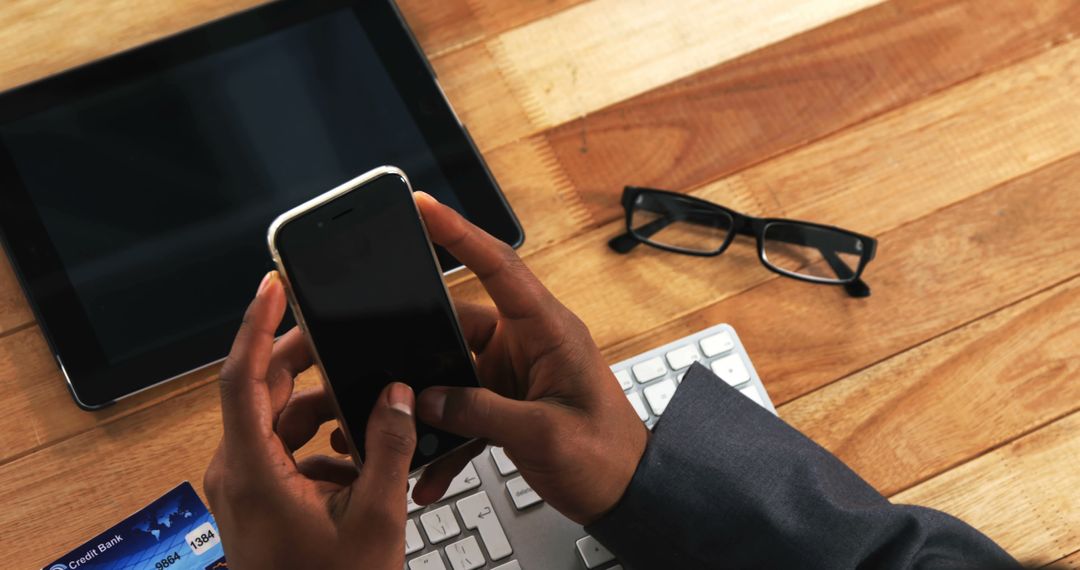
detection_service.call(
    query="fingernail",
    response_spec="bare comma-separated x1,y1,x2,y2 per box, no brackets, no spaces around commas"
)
418,389,446,422
415,191,438,204
256,271,276,296
388,382,414,416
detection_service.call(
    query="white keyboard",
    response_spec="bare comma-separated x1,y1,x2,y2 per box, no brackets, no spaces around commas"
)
404,323,775,569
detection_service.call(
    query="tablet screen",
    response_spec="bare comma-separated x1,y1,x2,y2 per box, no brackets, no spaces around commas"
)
0,2,519,406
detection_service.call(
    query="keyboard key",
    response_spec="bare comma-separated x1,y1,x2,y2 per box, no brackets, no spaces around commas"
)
665,344,700,370
643,379,677,416
490,447,518,476
445,536,485,570
739,385,764,406
575,535,615,568
491,562,521,570
505,476,542,510
407,478,422,514
626,392,649,421
405,519,424,554
632,357,666,383
440,462,481,501
420,506,461,544
458,491,512,561
613,369,633,390
409,552,446,570
711,354,750,386
700,331,735,357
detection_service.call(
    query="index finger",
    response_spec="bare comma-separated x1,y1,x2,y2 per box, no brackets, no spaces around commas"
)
218,271,287,461
415,192,549,319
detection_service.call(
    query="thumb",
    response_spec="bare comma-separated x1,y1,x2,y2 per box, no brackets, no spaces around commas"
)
417,386,543,448
347,382,416,528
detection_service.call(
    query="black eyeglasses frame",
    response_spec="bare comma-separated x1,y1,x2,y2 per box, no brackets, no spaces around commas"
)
609,186,878,297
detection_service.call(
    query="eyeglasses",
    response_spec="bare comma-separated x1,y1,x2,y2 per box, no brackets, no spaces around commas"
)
609,187,878,297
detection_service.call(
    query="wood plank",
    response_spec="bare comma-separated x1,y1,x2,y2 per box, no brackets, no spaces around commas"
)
484,136,596,253
0,0,584,91
0,3,1074,564
457,38,1080,355
602,149,1080,406
0,0,265,92
0,0,594,453
436,0,883,152
7,35,1080,466
891,412,1080,566
16,0,1071,332
543,0,1080,222
5,145,1077,562
0,133,590,463
395,0,588,59
779,274,1080,497
0,366,327,570
6,0,1079,336
1046,550,1080,569
0,327,220,459
0,253,31,335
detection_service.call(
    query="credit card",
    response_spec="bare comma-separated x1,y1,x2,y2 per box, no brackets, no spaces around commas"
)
42,482,228,570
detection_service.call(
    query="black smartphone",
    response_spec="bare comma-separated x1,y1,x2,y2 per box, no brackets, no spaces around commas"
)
268,166,476,470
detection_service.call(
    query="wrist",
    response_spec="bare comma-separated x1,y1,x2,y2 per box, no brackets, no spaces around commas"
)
582,420,650,525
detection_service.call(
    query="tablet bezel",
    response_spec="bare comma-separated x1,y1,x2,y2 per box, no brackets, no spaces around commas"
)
0,0,523,409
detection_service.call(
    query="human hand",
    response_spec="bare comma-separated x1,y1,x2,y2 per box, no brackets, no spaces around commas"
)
407,192,650,525
204,272,416,569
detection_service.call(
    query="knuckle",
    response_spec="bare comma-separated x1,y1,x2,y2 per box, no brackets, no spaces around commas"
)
564,310,591,337
459,389,491,426
376,426,416,457
218,356,240,383
203,467,222,505
494,237,516,259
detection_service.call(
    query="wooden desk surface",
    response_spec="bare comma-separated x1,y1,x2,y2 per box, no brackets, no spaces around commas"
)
2,1,1078,567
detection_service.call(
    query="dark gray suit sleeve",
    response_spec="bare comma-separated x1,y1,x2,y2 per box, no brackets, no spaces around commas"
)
585,362,1018,569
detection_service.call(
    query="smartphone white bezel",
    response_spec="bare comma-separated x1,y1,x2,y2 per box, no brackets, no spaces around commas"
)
267,165,479,474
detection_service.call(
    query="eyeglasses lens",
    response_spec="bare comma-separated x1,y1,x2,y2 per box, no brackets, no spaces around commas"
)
629,193,731,254
761,222,864,283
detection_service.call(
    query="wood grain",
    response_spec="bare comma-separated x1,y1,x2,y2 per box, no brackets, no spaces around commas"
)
602,150,1080,406
0,0,877,339
483,136,596,253
5,34,1080,467
455,38,1080,358
0,135,590,462
395,0,588,58
4,0,1078,335
0,327,221,460
2,0,1078,563
0,365,327,570
779,274,1080,496
0,0,582,92
0,0,268,92
435,0,883,153
2,149,1076,558
1047,550,1080,569
0,255,31,335
544,0,1080,223
891,412,1080,565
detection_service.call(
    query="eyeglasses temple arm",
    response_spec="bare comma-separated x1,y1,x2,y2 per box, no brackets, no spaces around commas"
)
820,248,871,297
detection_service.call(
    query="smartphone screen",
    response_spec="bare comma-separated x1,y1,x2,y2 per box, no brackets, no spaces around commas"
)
272,170,475,470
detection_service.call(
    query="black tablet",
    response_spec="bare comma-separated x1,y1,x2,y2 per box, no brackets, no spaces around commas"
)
0,0,522,409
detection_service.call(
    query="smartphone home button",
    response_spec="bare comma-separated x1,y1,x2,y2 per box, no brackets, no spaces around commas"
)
419,434,439,456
